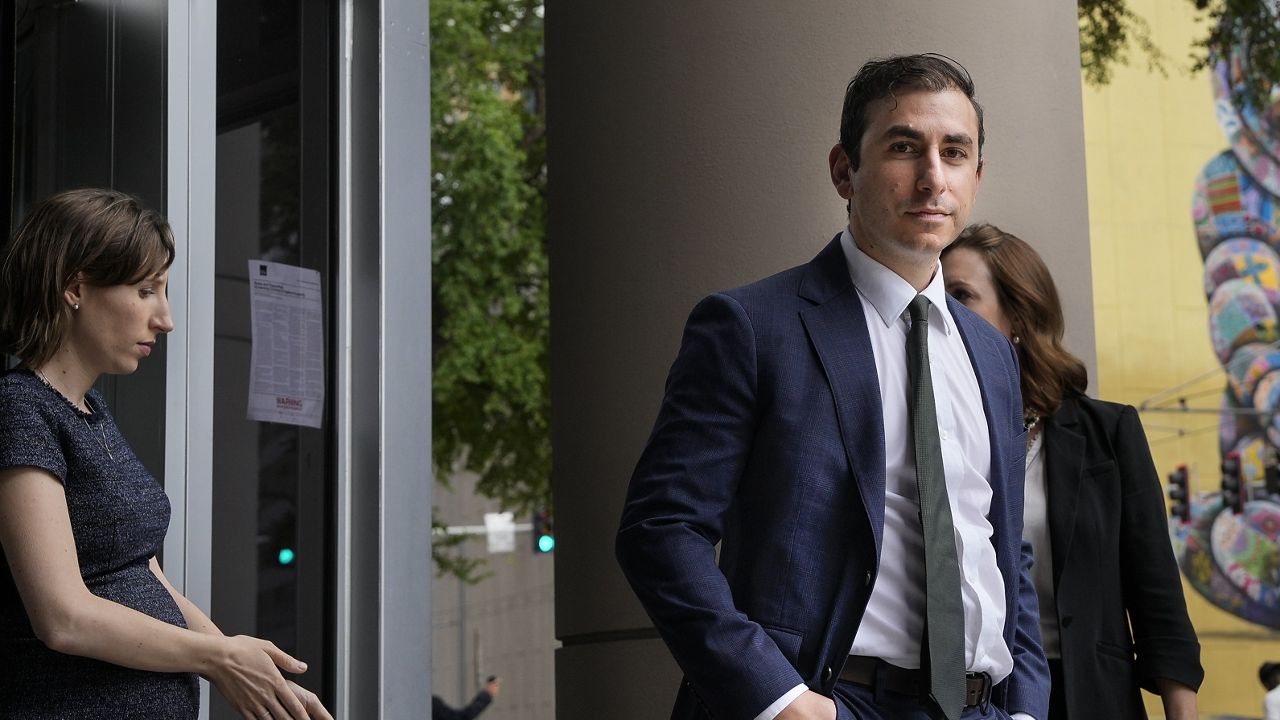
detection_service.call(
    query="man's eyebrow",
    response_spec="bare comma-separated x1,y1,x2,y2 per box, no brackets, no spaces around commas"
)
880,125,974,147
882,125,924,142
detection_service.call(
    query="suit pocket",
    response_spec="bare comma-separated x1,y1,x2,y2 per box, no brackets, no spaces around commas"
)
763,624,803,663
1095,639,1134,662
1086,459,1117,479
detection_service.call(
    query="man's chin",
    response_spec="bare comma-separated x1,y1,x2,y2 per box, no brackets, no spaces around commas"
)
905,231,957,255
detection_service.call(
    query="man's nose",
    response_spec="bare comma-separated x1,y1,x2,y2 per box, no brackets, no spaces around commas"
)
916,153,946,194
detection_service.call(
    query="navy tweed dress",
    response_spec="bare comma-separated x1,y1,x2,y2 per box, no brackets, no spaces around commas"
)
0,368,199,718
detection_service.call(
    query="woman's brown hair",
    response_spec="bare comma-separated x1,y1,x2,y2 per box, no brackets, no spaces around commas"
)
0,188,175,366
943,222,1087,418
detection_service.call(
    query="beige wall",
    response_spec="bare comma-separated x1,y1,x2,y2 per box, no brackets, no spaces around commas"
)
546,3,1093,717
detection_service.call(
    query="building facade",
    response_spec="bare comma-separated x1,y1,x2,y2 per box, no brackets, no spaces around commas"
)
3,2,432,718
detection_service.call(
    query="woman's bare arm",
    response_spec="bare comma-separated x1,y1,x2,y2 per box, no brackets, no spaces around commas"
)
0,465,310,720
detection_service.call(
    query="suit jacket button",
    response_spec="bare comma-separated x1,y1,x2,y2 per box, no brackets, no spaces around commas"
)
822,666,833,684
1061,615,1073,628
864,571,872,586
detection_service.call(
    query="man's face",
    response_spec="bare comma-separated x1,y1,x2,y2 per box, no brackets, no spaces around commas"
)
830,88,983,279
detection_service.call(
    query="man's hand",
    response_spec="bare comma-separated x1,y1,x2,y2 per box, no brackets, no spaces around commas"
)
483,676,501,698
776,690,837,720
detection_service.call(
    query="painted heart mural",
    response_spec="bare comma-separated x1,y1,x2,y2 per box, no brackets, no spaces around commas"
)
1186,40,1280,629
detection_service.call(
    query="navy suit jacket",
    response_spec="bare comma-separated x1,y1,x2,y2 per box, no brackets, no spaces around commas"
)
616,236,1050,719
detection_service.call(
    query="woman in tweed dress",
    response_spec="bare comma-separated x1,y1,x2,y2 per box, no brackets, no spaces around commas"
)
0,189,331,719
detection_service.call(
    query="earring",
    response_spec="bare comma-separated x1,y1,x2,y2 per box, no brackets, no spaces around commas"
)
72,303,79,311
1012,334,1020,344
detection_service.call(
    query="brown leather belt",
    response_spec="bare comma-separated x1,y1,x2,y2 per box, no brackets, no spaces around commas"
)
838,655,993,708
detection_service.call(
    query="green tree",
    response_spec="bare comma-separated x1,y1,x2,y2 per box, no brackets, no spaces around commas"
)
1078,0,1167,86
430,0,547,579
1080,0,1279,111
1188,0,1280,111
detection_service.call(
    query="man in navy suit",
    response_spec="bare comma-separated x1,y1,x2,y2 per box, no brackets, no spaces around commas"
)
616,54,1050,720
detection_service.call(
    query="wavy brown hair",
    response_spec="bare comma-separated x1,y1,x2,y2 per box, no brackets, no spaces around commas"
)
943,222,1087,418
0,188,174,366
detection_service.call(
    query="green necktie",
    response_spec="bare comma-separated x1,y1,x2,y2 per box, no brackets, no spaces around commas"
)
906,295,966,720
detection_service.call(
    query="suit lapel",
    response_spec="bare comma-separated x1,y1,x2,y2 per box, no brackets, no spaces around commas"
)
798,236,887,556
950,302,1019,582
1044,398,1085,589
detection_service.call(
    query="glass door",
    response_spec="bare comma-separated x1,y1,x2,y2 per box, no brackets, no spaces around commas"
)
211,1,334,716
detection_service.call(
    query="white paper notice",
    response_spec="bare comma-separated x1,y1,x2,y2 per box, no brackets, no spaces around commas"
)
247,260,325,428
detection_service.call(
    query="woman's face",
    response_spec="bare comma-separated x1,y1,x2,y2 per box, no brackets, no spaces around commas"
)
65,271,174,376
941,247,1014,339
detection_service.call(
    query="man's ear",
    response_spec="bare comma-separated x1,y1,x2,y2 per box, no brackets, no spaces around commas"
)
829,144,854,200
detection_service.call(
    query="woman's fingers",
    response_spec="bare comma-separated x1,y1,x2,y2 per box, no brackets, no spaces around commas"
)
262,641,308,675
287,680,335,720
276,681,311,720
215,636,311,720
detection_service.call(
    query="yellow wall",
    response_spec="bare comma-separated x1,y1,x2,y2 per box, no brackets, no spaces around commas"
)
1083,0,1280,717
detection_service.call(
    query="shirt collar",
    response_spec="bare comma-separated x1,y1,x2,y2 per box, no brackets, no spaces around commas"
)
839,228,955,335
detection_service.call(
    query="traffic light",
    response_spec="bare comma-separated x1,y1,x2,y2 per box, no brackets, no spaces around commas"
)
1167,464,1190,523
1266,449,1280,499
1222,451,1245,514
532,508,554,554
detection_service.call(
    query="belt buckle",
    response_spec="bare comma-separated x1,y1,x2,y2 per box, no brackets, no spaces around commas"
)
964,671,992,710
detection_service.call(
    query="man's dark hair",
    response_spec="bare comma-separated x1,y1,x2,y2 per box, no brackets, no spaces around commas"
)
1260,661,1280,689
838,53,984,171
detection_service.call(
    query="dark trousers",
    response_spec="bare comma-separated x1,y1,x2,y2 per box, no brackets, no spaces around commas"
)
1047,658,1068,719
833,679,1012,720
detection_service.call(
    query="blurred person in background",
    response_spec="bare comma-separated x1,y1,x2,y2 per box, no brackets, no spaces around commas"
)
433,676,501,720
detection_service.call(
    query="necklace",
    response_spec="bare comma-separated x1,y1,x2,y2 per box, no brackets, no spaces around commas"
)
31,368,114,461
80,415,114,462
1024,411,1042,449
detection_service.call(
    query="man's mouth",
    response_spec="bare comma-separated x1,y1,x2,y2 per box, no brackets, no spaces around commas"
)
907,208,950,222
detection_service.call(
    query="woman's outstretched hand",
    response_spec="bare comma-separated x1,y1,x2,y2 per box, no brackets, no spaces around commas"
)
287,679,335,720
206,635,312,720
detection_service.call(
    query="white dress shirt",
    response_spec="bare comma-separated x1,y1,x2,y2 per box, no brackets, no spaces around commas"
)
839,231,1012,682
1022,430,1061,658
1265,684,1280,720
758,231,1033,720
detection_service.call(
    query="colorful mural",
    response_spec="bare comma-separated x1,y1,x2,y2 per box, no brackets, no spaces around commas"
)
1172,495,1280,628
1186,41,1280,629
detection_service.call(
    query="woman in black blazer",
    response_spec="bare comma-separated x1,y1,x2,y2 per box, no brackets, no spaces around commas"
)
941,223,1203,719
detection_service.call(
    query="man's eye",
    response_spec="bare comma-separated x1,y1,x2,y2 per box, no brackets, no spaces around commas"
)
942,147,968,160
890,142,915,154
140,288,156,298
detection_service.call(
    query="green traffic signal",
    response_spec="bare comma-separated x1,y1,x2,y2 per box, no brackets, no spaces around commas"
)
532,508,554,553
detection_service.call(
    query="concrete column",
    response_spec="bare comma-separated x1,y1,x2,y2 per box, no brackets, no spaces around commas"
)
547,4,1092,718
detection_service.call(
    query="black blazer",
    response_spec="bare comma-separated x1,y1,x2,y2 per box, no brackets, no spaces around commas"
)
1042,395,1203,718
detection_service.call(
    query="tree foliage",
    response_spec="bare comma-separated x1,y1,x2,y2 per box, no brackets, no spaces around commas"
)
1189,0,1280,111
1078,0,1167,86
430,0,548,575
1080,0,1280,112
